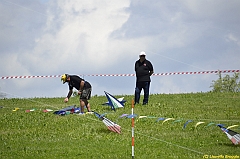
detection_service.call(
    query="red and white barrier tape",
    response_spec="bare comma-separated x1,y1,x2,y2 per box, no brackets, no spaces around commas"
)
1,70,239,80
152,70,239,76
1,75,61,80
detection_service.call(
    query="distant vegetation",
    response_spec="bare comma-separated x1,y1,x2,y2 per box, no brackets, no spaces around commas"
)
210,72,240,92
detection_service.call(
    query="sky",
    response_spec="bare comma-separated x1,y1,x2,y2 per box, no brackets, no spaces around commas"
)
0,0,240,99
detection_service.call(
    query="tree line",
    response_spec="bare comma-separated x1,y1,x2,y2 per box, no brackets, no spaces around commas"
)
210,72,240,92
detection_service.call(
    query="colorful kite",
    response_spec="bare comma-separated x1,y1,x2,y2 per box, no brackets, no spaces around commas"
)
139,116,147,119
227,125,239,129
103,91,125,111
94,111,121,134
25,108,36,112
173,119,183,123
53,105,76,115
218,124,240,145
127,114,137,118
206,122,215,127
119,114,129,118
43,109,54,112
194,122,205,128
183,120,193,129
162,118,175,125
157,117,165,122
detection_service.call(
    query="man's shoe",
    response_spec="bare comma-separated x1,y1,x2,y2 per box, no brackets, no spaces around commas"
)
77,112,85,115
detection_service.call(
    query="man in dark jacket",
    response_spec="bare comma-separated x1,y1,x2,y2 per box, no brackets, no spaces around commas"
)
61,74,92,114
134,51,154,105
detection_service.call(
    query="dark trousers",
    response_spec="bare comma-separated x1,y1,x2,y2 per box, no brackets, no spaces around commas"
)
134,81,150,105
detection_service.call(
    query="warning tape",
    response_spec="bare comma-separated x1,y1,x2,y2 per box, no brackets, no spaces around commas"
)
1,70,239,80
1,75,61,80
152,70,239,76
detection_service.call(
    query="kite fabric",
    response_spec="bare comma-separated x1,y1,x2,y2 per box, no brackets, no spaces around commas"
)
103,91,125,111
120,114,129,118
94,111,121,134
26,108,36,112
173,119,183,123
162,118,175,125
194,122,205,128
157,117,165,122
53,105,76,115
43,109,53,112
218,124,240,145
183,120,193,129
206,122,215,127
53,105,85,115
227,125,239,129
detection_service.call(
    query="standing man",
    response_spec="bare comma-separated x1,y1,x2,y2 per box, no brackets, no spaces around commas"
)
61,74,92,114
134,51,154,105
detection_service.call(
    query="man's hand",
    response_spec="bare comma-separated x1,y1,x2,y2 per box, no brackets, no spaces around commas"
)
64,97,69,103
78,91,82,95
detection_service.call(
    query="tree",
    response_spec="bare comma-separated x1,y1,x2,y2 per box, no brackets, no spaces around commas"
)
210,72,240,92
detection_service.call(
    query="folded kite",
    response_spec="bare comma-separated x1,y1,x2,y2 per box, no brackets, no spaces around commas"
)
218,124,240,145
53,105,76,115
94,111,121,134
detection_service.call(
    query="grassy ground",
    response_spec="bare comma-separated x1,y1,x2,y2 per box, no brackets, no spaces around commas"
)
0,92,239,159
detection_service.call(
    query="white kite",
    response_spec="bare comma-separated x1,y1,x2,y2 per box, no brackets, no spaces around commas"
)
102,91,126,111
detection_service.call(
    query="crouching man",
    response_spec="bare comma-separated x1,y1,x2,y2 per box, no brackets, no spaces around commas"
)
61,74,92,115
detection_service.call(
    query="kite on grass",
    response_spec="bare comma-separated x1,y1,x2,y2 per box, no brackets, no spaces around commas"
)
194,122,205,128
53,105,76,115
94,111,121,134
102,91,126,111
43,109,54,112
218,124,240,145
25,108,36,112
183,120,193,129
162,118,175,125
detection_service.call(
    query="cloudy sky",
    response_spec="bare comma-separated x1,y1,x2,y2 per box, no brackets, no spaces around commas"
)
0,0,240,98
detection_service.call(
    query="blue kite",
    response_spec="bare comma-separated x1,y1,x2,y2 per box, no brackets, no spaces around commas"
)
102,91,126,111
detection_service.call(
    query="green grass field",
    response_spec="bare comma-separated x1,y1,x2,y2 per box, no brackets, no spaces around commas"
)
0,92,240,159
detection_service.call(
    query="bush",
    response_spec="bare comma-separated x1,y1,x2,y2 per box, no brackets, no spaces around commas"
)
210,72,240,92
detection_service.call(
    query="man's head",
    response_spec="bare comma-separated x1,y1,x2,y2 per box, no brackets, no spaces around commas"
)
139,51,146,60
61,74,69,84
